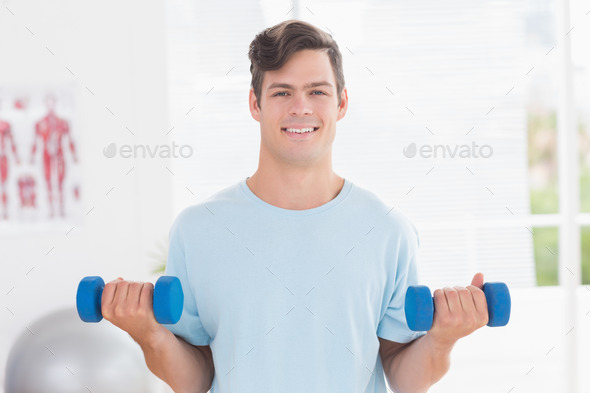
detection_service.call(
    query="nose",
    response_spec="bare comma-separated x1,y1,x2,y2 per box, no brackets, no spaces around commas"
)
289,92,313,117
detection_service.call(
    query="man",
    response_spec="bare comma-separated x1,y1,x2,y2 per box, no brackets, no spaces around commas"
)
100,20,489,393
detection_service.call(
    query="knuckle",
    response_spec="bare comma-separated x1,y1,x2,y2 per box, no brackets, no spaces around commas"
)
101,307,112,320
438,314,450,326
467,314,478,329
438,311,458,327
467,285,484,297
113,305,126,318
445,287,458,297
137,307,150,319
475,295,488,310
444,290,457,301
456,287,469,296
481,312,489,326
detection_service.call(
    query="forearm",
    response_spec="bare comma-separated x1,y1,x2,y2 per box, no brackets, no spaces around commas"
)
138,327,214,393
384,334,453,393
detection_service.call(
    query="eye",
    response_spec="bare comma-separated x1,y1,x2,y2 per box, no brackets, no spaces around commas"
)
273,91,288,97
312,90,326,95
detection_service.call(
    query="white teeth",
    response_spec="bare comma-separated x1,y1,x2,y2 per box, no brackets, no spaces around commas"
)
284,127,316,133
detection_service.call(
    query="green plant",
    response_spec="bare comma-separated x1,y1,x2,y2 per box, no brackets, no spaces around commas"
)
149,236,169,274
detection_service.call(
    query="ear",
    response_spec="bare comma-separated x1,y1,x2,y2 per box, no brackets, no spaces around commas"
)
336,87,348,121
249,88,261,123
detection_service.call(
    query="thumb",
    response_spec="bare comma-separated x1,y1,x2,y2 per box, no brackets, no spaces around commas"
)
471,272,484,289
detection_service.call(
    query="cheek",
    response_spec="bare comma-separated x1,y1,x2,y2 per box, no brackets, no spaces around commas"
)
260,106,280,122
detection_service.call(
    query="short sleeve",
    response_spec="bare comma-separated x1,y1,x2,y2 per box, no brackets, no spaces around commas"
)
161,216,211,346
377,219,426,343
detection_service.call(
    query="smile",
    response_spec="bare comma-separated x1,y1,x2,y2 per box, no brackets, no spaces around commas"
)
281,127,319,134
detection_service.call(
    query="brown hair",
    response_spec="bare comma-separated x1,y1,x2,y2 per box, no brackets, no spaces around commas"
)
248,19,345,109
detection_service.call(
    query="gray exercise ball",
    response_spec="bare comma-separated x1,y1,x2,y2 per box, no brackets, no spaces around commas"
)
5,307,160,393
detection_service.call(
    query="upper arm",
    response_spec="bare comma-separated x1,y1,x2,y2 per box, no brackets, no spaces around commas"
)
195,344,215,378
378,336,410,372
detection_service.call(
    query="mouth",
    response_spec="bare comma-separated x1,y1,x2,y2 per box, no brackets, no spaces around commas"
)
281,127,320,136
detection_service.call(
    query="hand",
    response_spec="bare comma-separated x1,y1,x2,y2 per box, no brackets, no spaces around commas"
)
427,273,489,348
101,277,167,346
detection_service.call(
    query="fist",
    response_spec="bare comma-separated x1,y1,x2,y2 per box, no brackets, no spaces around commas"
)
428,273,489,347
101,278,161,343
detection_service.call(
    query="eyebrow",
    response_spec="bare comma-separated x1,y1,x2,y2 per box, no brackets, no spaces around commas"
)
267,81,334,91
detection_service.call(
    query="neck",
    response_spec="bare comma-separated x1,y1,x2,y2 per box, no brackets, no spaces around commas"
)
246,157,344,211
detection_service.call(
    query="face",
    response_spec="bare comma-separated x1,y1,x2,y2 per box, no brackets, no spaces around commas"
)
249,49,348,168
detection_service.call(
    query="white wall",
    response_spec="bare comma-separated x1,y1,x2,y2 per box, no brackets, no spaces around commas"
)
430,287,590,393
0,0,173,389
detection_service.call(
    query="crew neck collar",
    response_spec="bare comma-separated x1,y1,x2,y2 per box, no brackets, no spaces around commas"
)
239,176,353,217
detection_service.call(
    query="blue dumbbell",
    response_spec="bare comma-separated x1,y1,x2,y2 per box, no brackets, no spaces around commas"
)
405,282,511,331
76,276,184,324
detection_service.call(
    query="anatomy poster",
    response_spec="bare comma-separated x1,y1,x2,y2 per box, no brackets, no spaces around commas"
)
0,87,82,228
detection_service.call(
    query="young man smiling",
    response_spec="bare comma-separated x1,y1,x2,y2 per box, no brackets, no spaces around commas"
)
99,20,490,393
245,47,345,211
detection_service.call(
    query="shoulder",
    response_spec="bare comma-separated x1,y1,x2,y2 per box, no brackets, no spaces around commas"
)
351,182,419,239
171,180,243,232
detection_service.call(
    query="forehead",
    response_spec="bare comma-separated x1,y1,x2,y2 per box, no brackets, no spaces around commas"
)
262,49,335,90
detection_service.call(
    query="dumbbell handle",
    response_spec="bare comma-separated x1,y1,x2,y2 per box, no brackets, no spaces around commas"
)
76,276,184,324
405,282,511,331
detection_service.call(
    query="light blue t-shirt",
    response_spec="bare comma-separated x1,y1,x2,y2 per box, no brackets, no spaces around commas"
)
163,177,425,393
